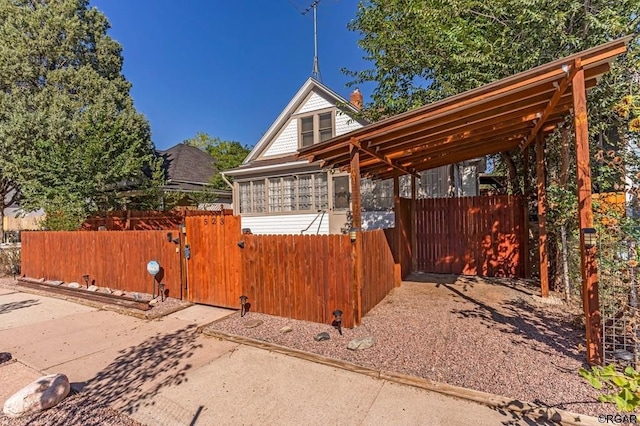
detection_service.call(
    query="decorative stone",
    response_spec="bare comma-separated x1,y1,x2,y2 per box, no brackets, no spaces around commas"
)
37,277,45,282
3,374,70,418
47,280,63,286
280,326,293,334
87,285,98,292
113,290,124,297
0,352,12,364
244,319,263,328
314,332,330,342
103,287,113,294
67,282,81,289
132,293,141,301
148,298,160,306
347,336,375,350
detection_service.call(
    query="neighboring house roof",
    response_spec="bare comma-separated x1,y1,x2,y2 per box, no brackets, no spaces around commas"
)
241,77,367,166
157,143,217,186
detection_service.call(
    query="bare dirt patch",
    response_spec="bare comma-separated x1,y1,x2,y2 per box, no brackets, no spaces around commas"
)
205,273,615,417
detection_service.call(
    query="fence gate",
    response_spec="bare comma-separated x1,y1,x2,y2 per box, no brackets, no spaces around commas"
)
184,213,243,308
414,195,526,277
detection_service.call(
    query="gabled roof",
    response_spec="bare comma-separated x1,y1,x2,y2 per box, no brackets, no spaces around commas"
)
243,77,365,164
157,143,217,185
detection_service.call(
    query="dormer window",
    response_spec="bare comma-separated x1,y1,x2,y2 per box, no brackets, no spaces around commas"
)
299,111,334,148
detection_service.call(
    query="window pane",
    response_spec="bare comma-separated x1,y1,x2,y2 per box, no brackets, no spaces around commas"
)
314,173,328,210
283,177,295,211
319,129,332,142
319,112,333,130
301,132,314,147
333,176,350,210
253,180,265,213
298,175,312,211
301,117,313,132
269,179,282,212
239,182,251,213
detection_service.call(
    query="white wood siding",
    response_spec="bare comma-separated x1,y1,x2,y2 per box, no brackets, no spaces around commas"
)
362,211,395,230
336,111,363,136
297,92,333,114
461,165,478,196
263,119,298,157
241,213,329,235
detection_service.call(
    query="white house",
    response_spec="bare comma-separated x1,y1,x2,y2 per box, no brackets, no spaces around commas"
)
224,77,483,235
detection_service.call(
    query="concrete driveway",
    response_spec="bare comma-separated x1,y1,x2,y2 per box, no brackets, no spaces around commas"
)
0,287,545,426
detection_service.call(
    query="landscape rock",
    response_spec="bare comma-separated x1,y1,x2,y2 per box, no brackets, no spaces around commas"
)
37,277,45,282
113,290,124,297
3,374,70,418
67,282,81,289
0,352,12,364
102,287,113,294
347,336,375,350
46,280,63,286
244,319,263,328
314,332,330,342
148,298,160,306
87,285,99,292
280,326,293,334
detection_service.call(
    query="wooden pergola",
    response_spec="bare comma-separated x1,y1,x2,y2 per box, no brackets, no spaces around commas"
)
298,36,632,365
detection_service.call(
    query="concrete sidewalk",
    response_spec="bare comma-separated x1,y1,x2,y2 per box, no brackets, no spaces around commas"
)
0,288,562,425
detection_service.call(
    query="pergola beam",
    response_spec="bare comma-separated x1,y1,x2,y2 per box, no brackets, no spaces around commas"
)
350,138,419,178
521,60,580,150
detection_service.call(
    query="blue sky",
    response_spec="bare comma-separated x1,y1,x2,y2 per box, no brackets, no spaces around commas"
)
90,0,373,151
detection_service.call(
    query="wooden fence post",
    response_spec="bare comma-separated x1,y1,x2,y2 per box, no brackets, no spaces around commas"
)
350,141,362,326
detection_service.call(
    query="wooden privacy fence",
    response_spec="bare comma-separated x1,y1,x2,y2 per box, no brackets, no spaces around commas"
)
242,233,355,327
82,209,233,231
21,230,182,297
360,229,399,317
414,195,525,277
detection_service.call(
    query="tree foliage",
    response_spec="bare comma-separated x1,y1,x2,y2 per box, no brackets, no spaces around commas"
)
183,132,250,190
346,0,639,121
0,0,162,230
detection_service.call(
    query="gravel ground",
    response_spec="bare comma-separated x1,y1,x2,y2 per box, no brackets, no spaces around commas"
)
0,394,144,426
205,273,622,417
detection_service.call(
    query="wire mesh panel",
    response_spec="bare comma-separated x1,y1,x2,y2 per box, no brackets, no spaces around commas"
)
600,239,640,368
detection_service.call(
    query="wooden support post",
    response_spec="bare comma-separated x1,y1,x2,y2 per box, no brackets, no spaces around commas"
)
522,147,531,278
411,174,418,272
572,64,602,365
536,134,549,298
394,170,402,270
350,142,362,325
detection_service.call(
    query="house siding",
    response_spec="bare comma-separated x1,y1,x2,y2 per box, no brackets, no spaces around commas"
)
263,119,298,157
297,92,334,114
335,111,362,136
241,213,329,235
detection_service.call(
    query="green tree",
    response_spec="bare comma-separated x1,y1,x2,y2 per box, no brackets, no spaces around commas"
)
183,132,251,190
0,0,162,230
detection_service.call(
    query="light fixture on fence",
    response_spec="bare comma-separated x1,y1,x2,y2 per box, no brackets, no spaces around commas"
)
332,309,343,335
146,260,160,298
82,274,89,289
349,227,360,243
240,295,249,317
166,232,179,244
242,228,252,235
582,228,597,250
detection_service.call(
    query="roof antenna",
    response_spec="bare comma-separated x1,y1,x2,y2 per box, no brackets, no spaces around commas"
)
302,0,322,82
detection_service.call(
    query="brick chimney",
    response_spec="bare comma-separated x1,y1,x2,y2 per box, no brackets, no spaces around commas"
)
350,87,363,110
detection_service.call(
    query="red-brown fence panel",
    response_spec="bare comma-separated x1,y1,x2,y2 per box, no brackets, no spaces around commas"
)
240,233,354,327
21,230,182,296
414,195,525,277
185,214,242,308
361,229,396,317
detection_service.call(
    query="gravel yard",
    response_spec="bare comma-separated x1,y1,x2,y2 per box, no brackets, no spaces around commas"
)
205,273,618,417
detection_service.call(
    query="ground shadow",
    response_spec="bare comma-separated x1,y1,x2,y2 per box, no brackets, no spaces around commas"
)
444,283,583,362
77,325,203,416
0,299,39,314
